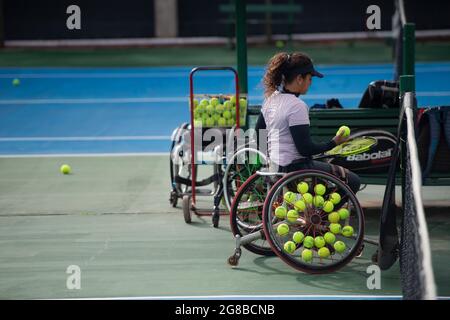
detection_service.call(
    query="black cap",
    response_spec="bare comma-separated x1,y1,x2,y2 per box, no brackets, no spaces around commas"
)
290,63,324,78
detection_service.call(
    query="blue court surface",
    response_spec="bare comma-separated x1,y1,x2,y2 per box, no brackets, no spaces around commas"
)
1,62,450,156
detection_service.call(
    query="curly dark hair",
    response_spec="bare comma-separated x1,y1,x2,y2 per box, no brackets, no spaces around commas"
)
263,52,314,97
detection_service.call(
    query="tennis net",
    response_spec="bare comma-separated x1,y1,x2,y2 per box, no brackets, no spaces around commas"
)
399,91,437,300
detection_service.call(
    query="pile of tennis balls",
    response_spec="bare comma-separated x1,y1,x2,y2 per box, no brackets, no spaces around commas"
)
274,180,356,263
191,95,247,128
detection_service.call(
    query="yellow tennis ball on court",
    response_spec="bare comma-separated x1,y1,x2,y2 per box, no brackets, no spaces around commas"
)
324,232,336,244
303,236,314,249
314,236,326,248
301,249,313,262
302,192,313,204
314,183,326,196
293,231,305,244
297,182,309,194
322,201,334,213
329,223,341,234
277,223,289,236
329,192,341,205
60,164,71,174
286,209,299,222
337,125,350,138
313,195,324,208
334,241,346,253
283,191,297,204
284,241,296,254
328,211,340,223
275,206,287,219
342,225,354,237
13,78,21,86
318,247,331,258
294,200,306,212
338,208,350,220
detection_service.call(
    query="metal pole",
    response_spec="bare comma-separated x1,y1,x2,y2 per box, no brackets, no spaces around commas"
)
234,0,248,94
403,23,415,77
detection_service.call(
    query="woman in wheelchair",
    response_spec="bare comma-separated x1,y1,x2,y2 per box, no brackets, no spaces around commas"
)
255,52,361,194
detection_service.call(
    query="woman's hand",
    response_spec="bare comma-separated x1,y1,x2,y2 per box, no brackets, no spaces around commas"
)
333,131,349,145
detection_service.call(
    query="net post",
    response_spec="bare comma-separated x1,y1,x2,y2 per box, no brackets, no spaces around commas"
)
234,0,248,95
403,23,415,77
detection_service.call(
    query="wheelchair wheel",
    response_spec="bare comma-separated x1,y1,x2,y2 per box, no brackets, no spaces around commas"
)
262,170,365,273
223,147,267,212
229,172,276,256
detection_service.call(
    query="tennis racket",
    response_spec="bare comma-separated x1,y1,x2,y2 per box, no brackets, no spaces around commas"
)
314,136,378,160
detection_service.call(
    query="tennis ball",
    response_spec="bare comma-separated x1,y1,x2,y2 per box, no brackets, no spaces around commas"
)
303,236,314,249
12,78,20,86
227,118,235,126
314,236,326,248
239,98,247,108
329,223,342,234
324,232,336,244
313,195,324,208
334,241,346,253
200,99,209,106
286,209,299,222
230,95,236,105
206,104,215,115
275,206,287,219
196,104,206,113
337,125,350,138
217,117,226,127
322,201,334,213
301,249,313,262
302,193,313,204
314,183,326,196
318,247,331,258
223,110,231,119
294,200,306,212
342,225,354,237
216,104,224,113
338,208,350,220
205,117,215,127
283,191,297,204
293,231,305,244
277,223,289,236
329,192,341,205
194,119,203,127
327,211,340,223
60,164,71,174
284,241,296,254
223,100,232,111
297,182,309,194
210,97,219,107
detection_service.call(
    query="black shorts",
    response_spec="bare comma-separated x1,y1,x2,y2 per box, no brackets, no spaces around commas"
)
279,159,361,194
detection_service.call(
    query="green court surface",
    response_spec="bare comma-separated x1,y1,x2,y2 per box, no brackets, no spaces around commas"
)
2,40,450,67
0,155,449,299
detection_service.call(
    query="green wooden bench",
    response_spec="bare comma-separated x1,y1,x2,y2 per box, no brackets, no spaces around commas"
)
247,106,450,186
218,2,303,46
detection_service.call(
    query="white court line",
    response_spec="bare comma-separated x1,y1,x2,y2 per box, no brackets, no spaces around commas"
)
0,136,171,142
59,294,450,300
0,152,169,158
1,66,450,79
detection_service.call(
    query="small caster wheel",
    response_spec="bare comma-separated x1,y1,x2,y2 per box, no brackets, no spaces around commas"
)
170,191,178,208
228,255,239,266
182,195,192,224
356,244,365,258
372,250,379,264
212,210,220,228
